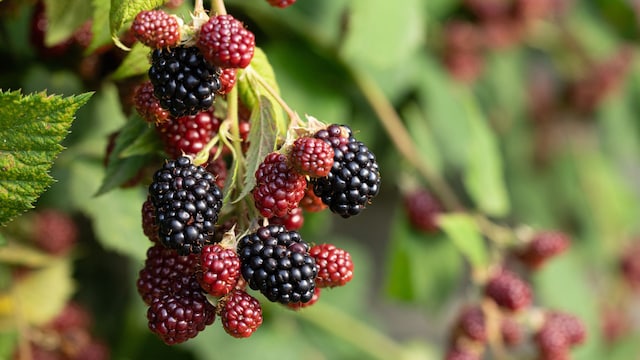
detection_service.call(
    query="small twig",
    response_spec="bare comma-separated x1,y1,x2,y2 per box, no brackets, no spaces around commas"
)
211,0,227,15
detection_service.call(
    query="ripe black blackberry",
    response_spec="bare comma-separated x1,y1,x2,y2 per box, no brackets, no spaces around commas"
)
237,225,318,304
148,46,221,117
148,157,223,255
312,125,381,218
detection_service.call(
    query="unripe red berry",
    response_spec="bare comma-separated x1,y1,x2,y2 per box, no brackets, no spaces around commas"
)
484,269,532,312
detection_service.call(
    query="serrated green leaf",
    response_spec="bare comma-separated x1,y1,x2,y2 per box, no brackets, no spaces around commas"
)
233,96,279,203
11,258,74,326
438,213,488,269
111,42,151,80
462,97,510,217
96,114,156,196
110,0,164,38
0,91,92,226
44,0,93,46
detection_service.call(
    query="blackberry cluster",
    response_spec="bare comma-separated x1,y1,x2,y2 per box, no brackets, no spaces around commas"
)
147,291,216,345
312,125,381,218
237,225,318,304
148,46,221,118
148,156,223,255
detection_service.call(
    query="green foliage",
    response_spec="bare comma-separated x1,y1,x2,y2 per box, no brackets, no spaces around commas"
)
438,213,489,269
43,0,92,45
0,91,91,226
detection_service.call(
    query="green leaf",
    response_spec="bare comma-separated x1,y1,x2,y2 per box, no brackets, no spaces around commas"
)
402,102,443,176
340,0,424,70
109,0,164,39
44,0,92,46
462,97,510,217
111,42,151,80
238,47,281,111
438,213,488,269
96,114,157,196
88,0,116,54
384,210,462,309
233,96,279,203
0,91,92,226
11,258,74,326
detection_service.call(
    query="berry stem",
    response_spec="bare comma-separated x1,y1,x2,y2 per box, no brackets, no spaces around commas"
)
194,0,205,13
348,68,464,212
248,67,298,122
211,0,227,15
294,301,406,360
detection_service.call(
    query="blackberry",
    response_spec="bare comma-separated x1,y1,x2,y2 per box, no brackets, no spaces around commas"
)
147,290,216,345
501,316,523,346
289,137,334,178
32,209,77,255
217,68,238,95
515,230,570,269
253,152,307,218
197,244,241,297
270,207,304,231
403,188,443,233
267,0,297,8
136,244,200,305
309,243,354,288
142,197,159,244
300,184,327,212
485,269,532,312
148,156,223,255
237,225,318,304
312,125,380,218
156,109,219,157
134,81,170,123
219,289,263,338
287,287,321,310
131,9,180,49
455,306,486,343
197,14,255,69
148,46,221,118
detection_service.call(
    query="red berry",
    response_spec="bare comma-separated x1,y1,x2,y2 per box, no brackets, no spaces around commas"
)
253,153,307,218
287,286,321,310
403,188,443,233
197,14,255,69
266,0,297,8
516,230,570,269
48,301,92,332
500,316,523,346
131,10,180,48
134,81,170,124
455,306,486,343
310,243,354,288
136,245,201,305
142,197,159,243
156,109,219,158
147,291,216,345
197,244,241,297
74,340,110,360
300,185,327,212
219,289,263,338
534,311,585,360
290,137,335,178
32,209,78,255
484,269,532,312
205,156,228,189
620,240,640,289
217,68,238,95
270,207,304,231
444,346,482,360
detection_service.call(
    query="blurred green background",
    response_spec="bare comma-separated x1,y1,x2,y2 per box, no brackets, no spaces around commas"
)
2,0,640,359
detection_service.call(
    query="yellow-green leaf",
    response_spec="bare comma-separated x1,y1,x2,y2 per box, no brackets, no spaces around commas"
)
0,91,92,226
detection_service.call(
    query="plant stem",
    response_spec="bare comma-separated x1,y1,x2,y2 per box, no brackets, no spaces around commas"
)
211,0,226,15
348,68,463,212
295,302,406,360
194,0,205,13
250,68,298,122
